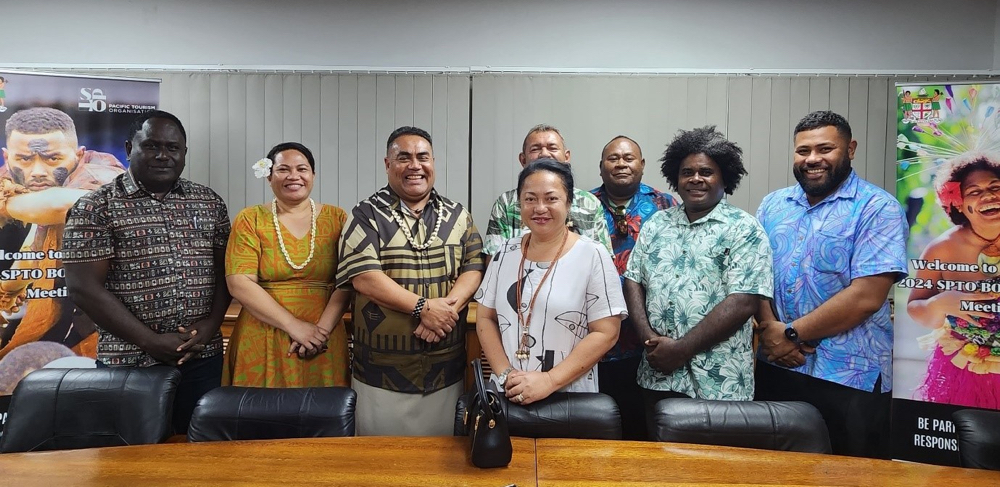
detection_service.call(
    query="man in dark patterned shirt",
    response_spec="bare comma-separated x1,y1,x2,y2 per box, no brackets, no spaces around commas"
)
591,135,675,440
337,126,484,436
62,110,231,434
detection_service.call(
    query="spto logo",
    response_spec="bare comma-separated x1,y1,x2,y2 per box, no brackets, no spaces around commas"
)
79,88,107,112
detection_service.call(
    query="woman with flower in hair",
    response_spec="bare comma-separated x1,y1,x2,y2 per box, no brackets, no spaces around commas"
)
907,153,1000,408
223,142,350,387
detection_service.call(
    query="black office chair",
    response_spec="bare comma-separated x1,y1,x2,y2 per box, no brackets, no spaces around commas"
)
953,408,1000,471
187,386,357,442
0,367,181,453
651,398,832,453
455,391,622,439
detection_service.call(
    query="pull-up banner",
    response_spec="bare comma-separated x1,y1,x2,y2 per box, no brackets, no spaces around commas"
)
894,81,1000,466
0,71,159,416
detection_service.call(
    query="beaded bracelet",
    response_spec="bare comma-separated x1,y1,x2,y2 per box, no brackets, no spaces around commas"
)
412,297,427,320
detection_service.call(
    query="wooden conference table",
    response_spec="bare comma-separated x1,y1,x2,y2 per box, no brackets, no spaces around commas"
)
0,436,997,487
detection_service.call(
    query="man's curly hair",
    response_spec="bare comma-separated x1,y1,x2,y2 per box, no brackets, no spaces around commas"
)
659,126,747,195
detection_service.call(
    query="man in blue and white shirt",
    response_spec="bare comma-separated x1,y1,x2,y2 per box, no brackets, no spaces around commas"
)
755,111,908,459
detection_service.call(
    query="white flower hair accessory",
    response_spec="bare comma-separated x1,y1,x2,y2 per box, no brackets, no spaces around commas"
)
252,158,273,179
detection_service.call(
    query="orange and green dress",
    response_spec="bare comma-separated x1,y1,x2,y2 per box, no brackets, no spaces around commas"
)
223,203,349,387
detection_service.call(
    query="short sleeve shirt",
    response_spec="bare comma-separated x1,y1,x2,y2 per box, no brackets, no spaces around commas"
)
592,182,676,360
483,188,612,256
474,235,627,392
61,171,231,367
756,170,908,393
336,187,485,393
624,200,773,400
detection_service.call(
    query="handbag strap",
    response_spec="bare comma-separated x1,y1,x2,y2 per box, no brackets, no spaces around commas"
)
472,359,495,422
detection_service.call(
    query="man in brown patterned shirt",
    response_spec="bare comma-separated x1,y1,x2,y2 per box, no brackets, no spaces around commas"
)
62,110,231,434
337,126,484,436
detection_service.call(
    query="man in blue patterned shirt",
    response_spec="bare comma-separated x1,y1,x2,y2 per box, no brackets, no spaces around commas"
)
623,127,773,432
592,135,675,440
755,111,908,458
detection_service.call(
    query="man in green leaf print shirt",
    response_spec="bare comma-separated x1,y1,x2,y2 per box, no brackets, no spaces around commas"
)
482,124,611,260
622,126,773,429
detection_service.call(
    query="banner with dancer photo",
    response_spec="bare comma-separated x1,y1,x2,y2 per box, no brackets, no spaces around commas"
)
0,71,159,427
894,81,1000,466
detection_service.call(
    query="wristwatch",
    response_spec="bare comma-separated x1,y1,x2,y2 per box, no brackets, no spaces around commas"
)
784,323,801,345
495,366,514,388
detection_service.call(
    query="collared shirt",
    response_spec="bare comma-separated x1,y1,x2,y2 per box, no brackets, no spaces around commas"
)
624,200,773,400
756,170,907,393
336,186,485,394
592,183,676,361
483,187,612,256
61,170,231,367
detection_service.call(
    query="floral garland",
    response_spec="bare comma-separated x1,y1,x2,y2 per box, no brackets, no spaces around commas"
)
392,200,441,251
272,198,316,270
948,315,1000,358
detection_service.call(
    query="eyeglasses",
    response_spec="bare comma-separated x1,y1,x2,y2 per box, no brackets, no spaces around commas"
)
611,205,628,235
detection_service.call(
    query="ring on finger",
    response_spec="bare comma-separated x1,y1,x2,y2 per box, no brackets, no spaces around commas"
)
515,393,524,403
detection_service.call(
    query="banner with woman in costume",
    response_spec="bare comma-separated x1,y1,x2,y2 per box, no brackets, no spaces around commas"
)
894,82,1000,466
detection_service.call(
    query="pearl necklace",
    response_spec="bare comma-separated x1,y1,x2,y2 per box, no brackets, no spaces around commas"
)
392,199,442,251
272,198,316,270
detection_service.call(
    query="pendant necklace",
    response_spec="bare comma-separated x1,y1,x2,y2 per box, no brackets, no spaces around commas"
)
514,230,569,368
969,226,1000,276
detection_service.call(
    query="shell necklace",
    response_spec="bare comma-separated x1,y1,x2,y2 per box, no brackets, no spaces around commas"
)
272,198,316,270
514,230,569,367
393,199,442,251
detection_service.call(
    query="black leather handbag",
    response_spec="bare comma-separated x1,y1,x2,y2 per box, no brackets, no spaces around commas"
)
465,358,512,468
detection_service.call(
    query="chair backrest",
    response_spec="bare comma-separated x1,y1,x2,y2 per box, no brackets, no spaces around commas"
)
953,408,1000,471
187,386,357,442
652,398,832,454
0,367,181,453
455,391,622,440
